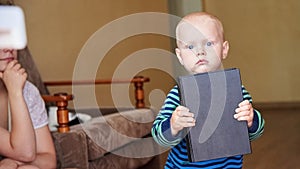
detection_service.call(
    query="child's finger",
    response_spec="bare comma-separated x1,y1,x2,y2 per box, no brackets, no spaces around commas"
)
181,121,196,128
177,117,196,127
234,110,250,119
175,106,192,117
236,105,251,112
182,116,196,123
238,100,250,107
235,115,250,122
178,111,194,117
176,105,189,112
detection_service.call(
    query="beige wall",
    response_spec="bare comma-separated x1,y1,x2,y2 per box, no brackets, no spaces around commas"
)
204,0,300,103
14,0,176,109
168,0,203,77
13,0,300,107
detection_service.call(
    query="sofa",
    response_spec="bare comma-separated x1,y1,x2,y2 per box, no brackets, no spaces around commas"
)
17,47,162,169
52,108,160,169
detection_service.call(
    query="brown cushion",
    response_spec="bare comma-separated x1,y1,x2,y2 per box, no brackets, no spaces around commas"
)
88,137,158,169
89,153,153,169
72,108,155,161
52,108,156,168
52,130,89,169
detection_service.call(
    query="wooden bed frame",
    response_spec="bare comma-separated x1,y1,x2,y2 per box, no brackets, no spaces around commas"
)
42,76,150,133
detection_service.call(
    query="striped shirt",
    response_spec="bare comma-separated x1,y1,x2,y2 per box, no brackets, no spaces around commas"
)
152,85,265,169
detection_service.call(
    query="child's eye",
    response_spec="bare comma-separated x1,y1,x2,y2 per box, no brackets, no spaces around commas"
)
187,45,194,49
206,41,213,46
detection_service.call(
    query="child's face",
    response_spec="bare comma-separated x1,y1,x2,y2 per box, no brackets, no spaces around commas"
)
0,49,17,72
175,17,229,74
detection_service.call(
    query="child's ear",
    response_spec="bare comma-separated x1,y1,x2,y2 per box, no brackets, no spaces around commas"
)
175,48,184,65
222,41,229,59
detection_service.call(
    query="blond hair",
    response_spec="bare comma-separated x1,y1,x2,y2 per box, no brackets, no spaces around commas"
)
176,12,225,46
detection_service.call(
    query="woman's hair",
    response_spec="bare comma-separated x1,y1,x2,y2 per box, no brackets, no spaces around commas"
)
0,0,14,6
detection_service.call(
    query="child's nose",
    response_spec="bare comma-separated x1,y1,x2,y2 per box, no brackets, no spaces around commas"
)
196,47,206,57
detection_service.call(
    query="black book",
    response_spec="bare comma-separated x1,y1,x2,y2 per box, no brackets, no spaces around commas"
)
178,68,251,162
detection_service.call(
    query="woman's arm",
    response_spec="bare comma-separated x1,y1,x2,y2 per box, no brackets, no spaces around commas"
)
0,60,36,162
17,81,56,168
2,126,56,169
0,158,18,169
24,126,56,169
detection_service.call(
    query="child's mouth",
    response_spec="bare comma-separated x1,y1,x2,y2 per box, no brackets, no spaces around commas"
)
196,59,208,65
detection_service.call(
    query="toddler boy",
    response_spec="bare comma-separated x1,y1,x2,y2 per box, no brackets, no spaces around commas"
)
151,12,265,169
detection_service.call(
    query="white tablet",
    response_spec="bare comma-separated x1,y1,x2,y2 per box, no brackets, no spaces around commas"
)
0,6,27,49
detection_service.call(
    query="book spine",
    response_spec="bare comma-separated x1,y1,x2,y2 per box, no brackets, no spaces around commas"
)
185,130,194,162
178,78,194,162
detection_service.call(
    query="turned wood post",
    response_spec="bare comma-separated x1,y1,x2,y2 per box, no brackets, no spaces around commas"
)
54,93,72,133
133,76,149,108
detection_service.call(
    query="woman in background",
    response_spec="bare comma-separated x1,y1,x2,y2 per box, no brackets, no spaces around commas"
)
0,48,56,169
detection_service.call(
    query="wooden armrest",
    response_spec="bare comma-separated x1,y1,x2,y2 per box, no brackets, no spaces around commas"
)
42,76,150,133
44,76,150,108
42,93,73,133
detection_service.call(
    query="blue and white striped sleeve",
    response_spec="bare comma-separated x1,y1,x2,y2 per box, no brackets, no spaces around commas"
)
242,85,265,141
151,86,184,147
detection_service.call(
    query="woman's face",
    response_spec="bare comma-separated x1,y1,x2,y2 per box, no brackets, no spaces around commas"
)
0,49,17,72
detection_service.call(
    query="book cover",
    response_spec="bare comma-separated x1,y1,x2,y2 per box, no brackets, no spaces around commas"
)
178,68,251,162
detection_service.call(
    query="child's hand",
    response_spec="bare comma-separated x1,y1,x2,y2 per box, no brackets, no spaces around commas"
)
234,100,254,128
0,60,27,94
171,106,196,136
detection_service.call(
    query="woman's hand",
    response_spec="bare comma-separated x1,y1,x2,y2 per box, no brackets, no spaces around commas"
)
0,60,27,95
